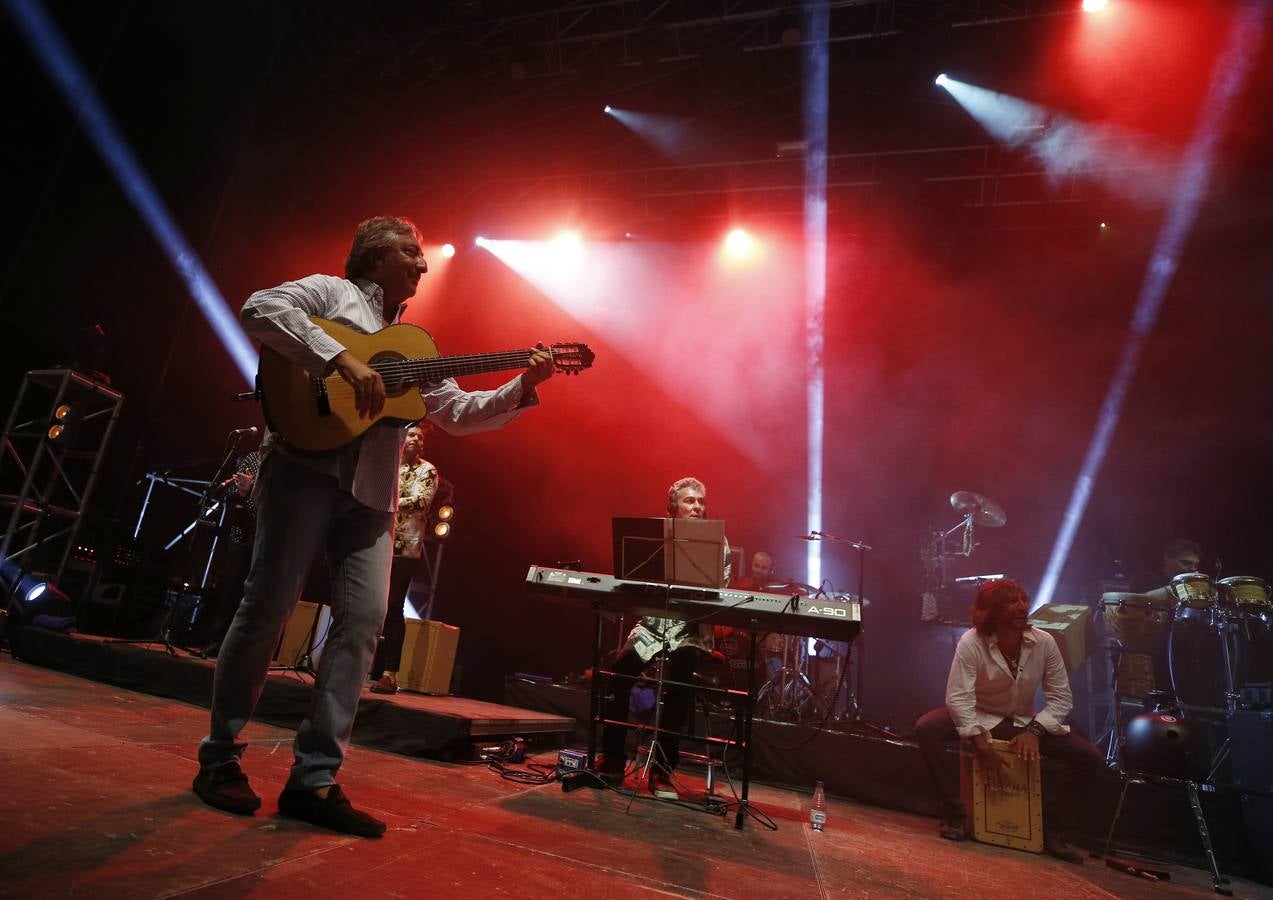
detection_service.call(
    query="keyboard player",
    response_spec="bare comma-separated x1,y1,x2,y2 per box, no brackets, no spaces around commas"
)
596,476,730,799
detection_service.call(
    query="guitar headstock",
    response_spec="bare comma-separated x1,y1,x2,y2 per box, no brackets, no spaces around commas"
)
549,342,595,375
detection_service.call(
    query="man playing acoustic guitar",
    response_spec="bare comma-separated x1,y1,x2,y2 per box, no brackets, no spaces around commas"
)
193,217,555,836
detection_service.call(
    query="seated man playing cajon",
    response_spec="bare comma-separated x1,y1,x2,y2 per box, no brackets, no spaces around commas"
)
914,579,1104,864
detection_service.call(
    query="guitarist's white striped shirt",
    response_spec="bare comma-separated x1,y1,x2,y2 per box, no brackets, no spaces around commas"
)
242,273,537,511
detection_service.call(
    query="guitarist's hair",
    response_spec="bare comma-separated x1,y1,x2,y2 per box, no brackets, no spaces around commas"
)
345,217,424,280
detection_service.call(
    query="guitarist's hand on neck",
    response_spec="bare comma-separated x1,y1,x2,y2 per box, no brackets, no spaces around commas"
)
333,351,387,419
519,344,555,392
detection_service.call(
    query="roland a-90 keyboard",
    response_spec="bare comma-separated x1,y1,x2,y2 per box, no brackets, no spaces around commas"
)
525,566,862,642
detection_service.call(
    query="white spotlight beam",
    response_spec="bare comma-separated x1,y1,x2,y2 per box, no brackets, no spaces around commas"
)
803,1,829,589
605,106,696,159
6,0,257,384
938,76,1181,209
1034,0,1267,609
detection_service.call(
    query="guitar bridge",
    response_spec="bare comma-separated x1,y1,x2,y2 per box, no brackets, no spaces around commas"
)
312,377,332,418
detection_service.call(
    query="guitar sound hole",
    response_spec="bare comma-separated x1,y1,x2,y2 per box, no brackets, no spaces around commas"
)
374,355,407,396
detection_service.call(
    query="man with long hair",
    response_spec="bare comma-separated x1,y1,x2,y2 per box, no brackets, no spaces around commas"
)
914,579,1104,863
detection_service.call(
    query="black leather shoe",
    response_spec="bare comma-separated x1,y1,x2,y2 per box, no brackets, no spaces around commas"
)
939,818,968,841
193,761,261,815
278,784,386,838
1043,835,1084,865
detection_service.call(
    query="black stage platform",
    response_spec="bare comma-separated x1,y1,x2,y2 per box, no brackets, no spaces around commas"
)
10,628,573,762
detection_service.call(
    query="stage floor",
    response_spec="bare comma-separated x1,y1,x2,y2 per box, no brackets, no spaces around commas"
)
2,656,1268,899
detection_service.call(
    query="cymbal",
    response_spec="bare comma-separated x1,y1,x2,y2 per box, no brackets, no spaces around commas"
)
950,491,1007,528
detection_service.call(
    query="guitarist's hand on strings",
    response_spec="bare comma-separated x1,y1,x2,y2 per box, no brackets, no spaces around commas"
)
332,350,386,419
520,344,555,390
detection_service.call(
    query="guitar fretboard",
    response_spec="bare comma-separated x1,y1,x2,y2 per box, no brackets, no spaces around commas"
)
367,349,538,385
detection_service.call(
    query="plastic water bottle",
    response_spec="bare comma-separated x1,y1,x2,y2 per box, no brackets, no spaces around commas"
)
810,780,827,831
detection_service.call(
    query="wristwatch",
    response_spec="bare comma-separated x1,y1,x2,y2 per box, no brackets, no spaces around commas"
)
1026,720,1046,738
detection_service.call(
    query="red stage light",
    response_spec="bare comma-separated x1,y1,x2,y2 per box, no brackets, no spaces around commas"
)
1082,0,1108,11
441,243,456,258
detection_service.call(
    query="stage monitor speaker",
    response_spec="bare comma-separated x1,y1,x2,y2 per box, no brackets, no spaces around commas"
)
1028,604,1094,672
396,619,459,695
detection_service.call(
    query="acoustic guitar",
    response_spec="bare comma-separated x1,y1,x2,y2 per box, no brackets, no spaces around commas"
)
256,317,594,451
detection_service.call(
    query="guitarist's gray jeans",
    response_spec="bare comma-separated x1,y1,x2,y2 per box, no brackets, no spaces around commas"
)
198,453,394,790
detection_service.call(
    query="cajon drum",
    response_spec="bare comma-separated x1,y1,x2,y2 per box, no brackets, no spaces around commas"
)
960,737,1044,852
395,619,460,695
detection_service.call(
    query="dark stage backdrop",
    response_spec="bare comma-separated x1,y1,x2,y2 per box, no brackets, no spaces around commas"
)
2,1,1271,730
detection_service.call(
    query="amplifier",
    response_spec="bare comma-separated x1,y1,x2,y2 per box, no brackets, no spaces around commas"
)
1028,604,1094,672
396,619,459,695
276,600,330,667
1228,708,1273,794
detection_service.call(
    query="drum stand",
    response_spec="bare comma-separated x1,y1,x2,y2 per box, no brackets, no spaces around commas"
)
1168,605,1243,783
754,634,824,722
807,531,874,727
1096,640,1133,768
1097,770,1232,896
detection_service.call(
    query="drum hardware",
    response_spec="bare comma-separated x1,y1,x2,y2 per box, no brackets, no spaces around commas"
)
1166,573,1241,719
1097,593,1173,767
109,429,257,656
1101,575,1272,786
753,626,826,723
799,530,873,726
1099,690,1235,897
920,491,1007,623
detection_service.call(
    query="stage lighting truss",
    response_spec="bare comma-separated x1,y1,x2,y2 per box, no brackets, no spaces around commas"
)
347,0,1079,84
0,369,123,590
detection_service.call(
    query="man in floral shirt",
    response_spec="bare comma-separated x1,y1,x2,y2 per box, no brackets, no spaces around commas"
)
369,423,439,694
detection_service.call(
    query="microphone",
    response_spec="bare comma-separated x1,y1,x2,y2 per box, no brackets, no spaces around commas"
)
230,426,259,436
797,533,819,541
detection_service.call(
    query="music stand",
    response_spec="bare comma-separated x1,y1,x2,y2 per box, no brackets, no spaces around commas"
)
608,517,752,820
612,516,725,589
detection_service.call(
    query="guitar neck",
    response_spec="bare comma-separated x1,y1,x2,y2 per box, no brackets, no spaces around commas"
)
369,349,536,386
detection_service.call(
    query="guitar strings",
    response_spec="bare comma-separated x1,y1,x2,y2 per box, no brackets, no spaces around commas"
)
315,348,583,397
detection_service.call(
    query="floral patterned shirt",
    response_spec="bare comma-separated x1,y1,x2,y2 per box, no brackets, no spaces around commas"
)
392,458,439,559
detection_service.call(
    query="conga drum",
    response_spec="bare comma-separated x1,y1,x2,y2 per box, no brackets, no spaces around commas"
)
1101,592,1173,698
960,738,1043,853
1219,576,1273,692
1166,573,1230,715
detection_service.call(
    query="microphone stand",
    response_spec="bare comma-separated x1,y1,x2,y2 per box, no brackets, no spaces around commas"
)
803,531,888,734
